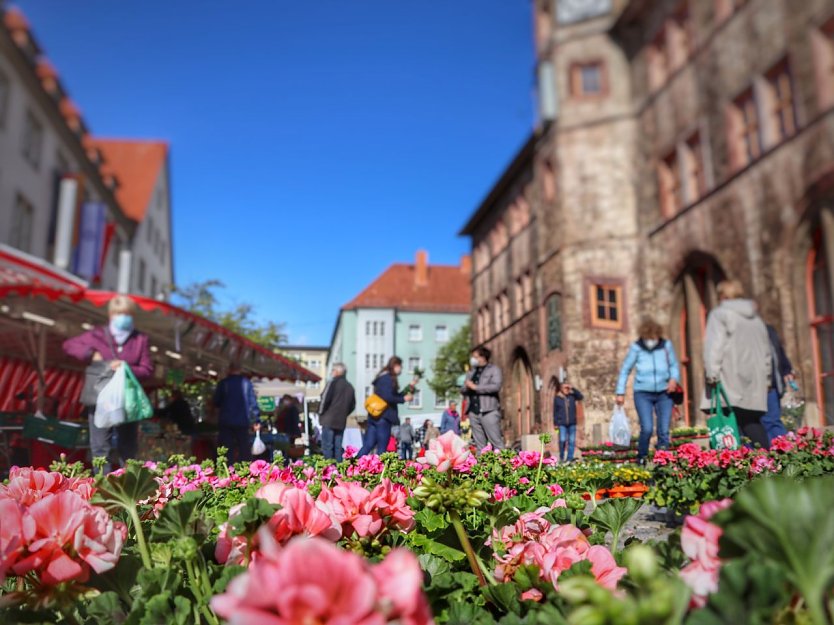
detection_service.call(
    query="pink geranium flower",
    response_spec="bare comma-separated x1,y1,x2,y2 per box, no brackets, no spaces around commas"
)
318,481,382,538
0,467,68,505
0,499,30,582
679,498,732,607
368,479,416,533
73,503,127,574
212,536,434,625
266,488,342,544
586,545,627,590
423,432,473,473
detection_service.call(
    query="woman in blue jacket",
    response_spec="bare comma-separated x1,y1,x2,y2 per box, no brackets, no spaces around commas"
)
358,357,414,457
615,318,681,462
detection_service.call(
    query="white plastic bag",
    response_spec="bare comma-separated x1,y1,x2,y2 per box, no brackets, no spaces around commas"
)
94,365,126,429
251,430,266,456
609,406,631,447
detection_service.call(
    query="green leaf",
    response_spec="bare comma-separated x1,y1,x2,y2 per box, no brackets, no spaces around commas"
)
419,553,452,578
445,601,494,625
589,497,643,550
85,591,127,624
414,507,450,533
88,554,143,603
227,497,280,538
409,534,467,562
94,466,159,513
483,582,521,615
151,490,210,542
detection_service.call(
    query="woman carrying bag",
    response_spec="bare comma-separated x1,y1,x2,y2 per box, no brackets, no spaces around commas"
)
358,357,413,457
615,318,682,463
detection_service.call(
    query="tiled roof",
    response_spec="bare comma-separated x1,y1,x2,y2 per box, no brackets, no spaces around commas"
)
92,140,168,222
343,261,471,313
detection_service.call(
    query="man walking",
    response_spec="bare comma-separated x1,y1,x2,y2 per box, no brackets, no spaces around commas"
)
213,363,260,463
318,363,356,460
462,346,504,451
440,401,461,435
398,417,415,460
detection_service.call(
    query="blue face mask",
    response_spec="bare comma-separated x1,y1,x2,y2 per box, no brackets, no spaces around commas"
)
111,314,134,332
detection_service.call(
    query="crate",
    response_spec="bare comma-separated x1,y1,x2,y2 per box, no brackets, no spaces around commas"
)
22,415,89,449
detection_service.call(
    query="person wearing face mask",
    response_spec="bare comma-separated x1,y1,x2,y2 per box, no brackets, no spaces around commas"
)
615,318,681,463
462,346,504,451
64,295,153,471
358,356,414,457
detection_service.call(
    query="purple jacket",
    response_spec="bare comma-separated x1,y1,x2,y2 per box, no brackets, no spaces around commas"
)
63,326,154,381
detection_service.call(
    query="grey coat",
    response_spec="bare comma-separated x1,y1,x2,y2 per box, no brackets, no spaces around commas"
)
702,299,772,413
318,375,356,430
463,363,503,415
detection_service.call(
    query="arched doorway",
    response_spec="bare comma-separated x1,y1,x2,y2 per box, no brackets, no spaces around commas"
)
671,254,726,425
509,349,534,441
807,212,834,425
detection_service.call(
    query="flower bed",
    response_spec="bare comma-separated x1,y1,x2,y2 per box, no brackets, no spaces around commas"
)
1,431,833,624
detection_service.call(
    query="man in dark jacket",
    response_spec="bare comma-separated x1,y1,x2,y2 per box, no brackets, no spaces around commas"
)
319,363,356,460
763,324,794,444
553,382,584,462
213,363,260,463
462,346,504,451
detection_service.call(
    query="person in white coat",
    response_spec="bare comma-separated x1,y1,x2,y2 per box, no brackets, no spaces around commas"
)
702,280,772,447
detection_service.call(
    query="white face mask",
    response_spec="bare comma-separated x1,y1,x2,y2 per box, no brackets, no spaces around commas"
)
644,339,659,350
470,357,481,368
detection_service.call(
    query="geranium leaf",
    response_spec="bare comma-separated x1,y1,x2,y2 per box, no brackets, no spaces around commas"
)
94,467,159,513
408,534,467,562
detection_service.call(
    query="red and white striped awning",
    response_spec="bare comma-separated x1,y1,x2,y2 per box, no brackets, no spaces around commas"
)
0,244,87,299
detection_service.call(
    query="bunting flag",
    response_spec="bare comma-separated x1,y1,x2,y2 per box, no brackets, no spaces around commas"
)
71,202,106,280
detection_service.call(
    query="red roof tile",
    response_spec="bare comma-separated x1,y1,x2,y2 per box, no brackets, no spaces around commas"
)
3,7,29,32
343,257,471,313
92,139,168,222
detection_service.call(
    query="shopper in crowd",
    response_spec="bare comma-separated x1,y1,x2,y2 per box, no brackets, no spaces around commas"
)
422,418,440,448
276,394,302,442
439,401,461,435
462,346,505,451
398,417,415,460
763,324,794,444
615,317,682,463
553,382,584,463
318,363,356,460
703,280,772,448
159,389,196,435
213,363,260,463
64,295,153,473
358,357,413,457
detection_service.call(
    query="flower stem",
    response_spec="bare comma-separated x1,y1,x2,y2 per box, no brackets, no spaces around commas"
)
450,509,487,587
534,438,545,490
126,505,152,569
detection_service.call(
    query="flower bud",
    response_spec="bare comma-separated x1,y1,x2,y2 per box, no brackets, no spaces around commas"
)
625,545,657,582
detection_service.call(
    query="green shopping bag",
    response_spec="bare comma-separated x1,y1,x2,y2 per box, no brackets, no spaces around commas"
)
124,364,154,422
707,382,741,450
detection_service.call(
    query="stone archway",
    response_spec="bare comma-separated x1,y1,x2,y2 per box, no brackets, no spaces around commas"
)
507,348,535,443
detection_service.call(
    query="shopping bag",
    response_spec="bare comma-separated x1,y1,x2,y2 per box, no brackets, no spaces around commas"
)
80,361,115,406
124,364,154,422
94,365,126,429
609,406,631,447
707,382,741,450
251,431,266,456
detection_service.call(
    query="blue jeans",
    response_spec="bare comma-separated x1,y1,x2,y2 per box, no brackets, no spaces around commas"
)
321,427,344,461
558,424,577,462
358,418,391,457
218,426,252,464
400,441,413,460
633,391,673,460
762,388,788,445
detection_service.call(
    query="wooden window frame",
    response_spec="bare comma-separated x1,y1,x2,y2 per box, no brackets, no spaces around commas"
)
658,149,682,218
546,292,563,352
586,280,626,331
684,131,706,201
734,88,761,166
569,60,607,99
766,58,797,142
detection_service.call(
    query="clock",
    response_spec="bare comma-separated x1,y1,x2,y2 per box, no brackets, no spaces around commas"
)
556,0,613,25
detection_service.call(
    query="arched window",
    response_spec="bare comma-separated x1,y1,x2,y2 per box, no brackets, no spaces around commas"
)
510,351,534,441
808,220,834,424
546,293,562,351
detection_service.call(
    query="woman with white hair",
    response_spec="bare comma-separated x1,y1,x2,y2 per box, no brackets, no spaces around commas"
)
64,295,153,471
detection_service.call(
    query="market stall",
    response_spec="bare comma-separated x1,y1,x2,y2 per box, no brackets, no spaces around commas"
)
0,245,319,469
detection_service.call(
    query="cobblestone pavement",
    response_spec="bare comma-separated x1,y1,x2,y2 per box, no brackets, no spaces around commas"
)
589,501,677,548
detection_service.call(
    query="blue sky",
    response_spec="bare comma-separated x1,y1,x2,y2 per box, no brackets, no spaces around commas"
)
17,1,535,345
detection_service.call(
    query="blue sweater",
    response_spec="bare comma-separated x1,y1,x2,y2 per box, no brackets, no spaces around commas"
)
553,389,584,426
616,339,681,396
373,372,406,425
213,374,260,427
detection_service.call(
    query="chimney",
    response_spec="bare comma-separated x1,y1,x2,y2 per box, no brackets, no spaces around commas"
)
460,254,472,276
415,250,429,287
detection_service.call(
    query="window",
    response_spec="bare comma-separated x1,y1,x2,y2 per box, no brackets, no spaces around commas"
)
21,111,44,169
435,325,449,342
435,393,447,409
570,61,604,97
408,357,421,372
366,321,371,336
502,292,511,326
408,390,422,409
137,259,147,293
514,279,524,316
733,88,761,166
0,70,9,127
766,59,796,141
372,354,378,369
10,195,34,253
365,354,371,369
308,359,321,370
483,305,492,338
494,297,504,331
409,324,422,341
542,159,556,202
547,294,563,351
658,149,682,217
589,283,623,330
373,321,378,336
683,132,706,201
380,322,385,336
150,276,158,297
812,18,834,109
522,273,533,312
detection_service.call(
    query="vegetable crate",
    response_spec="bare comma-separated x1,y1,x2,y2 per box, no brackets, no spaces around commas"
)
22,415,89,449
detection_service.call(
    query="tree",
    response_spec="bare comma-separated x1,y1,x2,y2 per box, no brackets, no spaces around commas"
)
172,280,288,351
428,322,471,403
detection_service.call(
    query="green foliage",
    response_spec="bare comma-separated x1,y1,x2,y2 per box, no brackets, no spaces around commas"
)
590,498,643,553
428,322,471,402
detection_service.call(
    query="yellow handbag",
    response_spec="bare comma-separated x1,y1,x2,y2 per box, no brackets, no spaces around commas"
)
364,393,388,419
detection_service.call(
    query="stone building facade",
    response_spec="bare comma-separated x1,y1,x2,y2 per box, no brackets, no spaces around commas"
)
463,0,834,447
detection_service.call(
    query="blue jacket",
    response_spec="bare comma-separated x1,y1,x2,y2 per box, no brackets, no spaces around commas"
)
373,372,406,425
616,339,681,395
213,374,260,427
440,410,460,435
553,389,584,426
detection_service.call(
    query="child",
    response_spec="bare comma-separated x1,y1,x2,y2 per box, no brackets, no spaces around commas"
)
553,382,584,462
